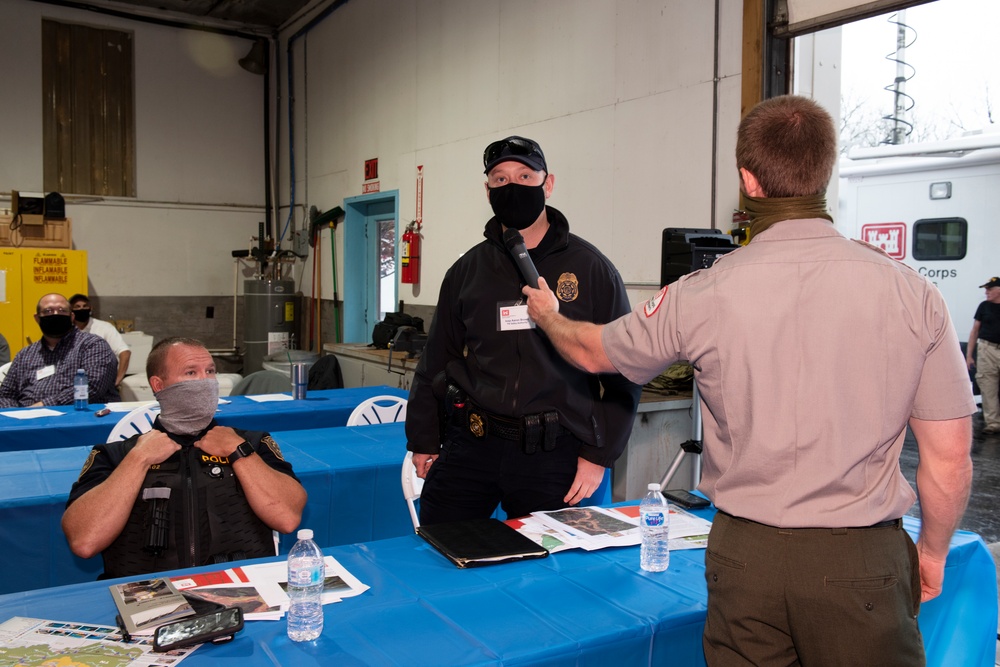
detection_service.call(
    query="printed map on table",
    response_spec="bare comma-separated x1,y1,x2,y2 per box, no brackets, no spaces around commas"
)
0,616,198,666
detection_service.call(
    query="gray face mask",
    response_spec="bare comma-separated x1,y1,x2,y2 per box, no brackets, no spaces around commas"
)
154,378,220,435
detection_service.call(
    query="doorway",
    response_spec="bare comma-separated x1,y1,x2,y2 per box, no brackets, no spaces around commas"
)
343,190,399,343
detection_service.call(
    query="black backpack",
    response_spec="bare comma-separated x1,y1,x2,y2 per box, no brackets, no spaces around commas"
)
371,312,425,349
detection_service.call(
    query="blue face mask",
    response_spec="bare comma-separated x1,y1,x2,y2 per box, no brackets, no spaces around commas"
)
488,182,546,230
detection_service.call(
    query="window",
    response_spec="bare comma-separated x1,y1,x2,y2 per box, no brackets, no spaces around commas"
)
912,218,967,261
42,19,135,197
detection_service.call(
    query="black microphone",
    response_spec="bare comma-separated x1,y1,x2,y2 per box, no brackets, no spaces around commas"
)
502,228,540,289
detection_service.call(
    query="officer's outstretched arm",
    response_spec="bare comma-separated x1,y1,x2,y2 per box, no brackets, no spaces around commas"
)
523,278,615,374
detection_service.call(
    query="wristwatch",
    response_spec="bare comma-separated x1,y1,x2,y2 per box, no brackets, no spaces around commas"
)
229,440,256,463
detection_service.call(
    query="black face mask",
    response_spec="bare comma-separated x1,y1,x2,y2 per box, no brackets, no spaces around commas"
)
38,314,74,338
488,182,546,230
73,309,91,324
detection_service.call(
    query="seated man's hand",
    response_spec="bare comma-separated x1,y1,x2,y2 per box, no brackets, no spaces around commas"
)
133,430,181,466
195,426,245,459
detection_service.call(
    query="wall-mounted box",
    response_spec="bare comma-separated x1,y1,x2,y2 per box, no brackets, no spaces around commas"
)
0,215,73,248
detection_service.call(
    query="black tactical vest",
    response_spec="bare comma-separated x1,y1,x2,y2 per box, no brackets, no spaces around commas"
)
100,435,275,579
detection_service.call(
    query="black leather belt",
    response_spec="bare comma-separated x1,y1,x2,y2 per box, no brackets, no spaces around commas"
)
719,510,901,530
860,518,902,529
464,402,561,454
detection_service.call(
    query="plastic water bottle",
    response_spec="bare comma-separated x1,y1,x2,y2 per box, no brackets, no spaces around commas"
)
73,368,88,411
287,528,324,641
640,482,670,572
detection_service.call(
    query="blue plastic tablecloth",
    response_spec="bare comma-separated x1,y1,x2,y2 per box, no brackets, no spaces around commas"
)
0,511,993,666
0,423,414,594
0,385,407,452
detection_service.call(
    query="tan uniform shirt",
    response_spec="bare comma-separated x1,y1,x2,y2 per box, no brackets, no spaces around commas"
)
603,219,975,527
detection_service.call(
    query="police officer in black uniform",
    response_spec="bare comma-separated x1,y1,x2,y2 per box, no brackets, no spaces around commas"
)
63,337,306,578
406,136,640,524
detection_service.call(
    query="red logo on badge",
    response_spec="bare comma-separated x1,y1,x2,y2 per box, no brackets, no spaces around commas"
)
644,286,667,318
860,223,906,260
501,309,509,317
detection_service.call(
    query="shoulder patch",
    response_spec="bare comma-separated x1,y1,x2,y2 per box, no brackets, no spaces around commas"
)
78,449,98,479
261,434,285,461
556,272,579,302
644,286,668,318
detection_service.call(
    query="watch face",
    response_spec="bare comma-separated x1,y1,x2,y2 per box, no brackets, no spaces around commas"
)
232,442,253,461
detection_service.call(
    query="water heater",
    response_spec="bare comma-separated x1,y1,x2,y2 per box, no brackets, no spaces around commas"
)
243,278,297,374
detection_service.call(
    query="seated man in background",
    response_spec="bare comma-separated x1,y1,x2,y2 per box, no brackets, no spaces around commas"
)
0,331,9,365
0,293,119,408
62,337,306,579
69,293,131,387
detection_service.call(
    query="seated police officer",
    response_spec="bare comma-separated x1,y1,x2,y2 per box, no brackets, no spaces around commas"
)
62,337,306,578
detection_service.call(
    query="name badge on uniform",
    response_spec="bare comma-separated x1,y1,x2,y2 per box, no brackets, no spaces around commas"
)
497,301,535,331
36,365,56,380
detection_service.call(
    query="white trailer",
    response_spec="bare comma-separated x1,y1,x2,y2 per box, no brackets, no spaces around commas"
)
837,134,1000,342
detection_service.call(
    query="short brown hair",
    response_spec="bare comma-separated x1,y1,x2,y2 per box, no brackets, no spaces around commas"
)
736,95,836,198
146,336,206,378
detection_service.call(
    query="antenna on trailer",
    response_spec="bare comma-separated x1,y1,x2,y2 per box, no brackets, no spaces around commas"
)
882,10,916,145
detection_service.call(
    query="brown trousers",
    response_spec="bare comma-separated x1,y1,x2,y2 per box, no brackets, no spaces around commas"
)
703,511,924,666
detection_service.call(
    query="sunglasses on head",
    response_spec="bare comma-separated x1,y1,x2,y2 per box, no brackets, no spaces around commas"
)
483,138,542,168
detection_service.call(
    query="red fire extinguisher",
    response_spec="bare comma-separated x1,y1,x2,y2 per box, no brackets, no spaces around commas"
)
401,221,420,284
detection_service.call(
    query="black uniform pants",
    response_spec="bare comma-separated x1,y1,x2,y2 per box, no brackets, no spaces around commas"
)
418,422,582,525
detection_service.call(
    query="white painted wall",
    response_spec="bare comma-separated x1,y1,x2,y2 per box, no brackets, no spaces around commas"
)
0,0,265,298
282,0,746,309
1,0,746,311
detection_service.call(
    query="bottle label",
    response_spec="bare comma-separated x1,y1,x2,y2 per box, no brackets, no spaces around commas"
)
642,511,665,527
74,385,88,400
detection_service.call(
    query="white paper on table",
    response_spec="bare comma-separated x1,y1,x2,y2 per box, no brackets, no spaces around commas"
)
0,408,65,420
241,555,370,607
608,504,713,540
101,401,158,413
530,506,642,551
245,393,294,403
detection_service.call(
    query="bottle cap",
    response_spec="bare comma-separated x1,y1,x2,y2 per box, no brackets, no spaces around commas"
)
647,483,661,491
297,529,313,540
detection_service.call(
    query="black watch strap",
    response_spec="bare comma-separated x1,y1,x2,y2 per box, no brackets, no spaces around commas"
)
229,440,255,463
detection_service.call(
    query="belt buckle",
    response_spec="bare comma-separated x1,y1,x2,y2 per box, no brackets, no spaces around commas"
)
469,411,486,438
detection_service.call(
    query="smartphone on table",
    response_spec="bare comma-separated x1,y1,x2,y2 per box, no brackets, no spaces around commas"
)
662,489,711,509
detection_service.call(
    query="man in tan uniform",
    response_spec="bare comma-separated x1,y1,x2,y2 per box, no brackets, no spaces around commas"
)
524,95,974,665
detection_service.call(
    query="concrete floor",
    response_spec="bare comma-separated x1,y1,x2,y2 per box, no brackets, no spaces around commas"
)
897,411,1000,665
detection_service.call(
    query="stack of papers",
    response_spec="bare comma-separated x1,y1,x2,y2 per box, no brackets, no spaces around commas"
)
169,556,369,620
507,504,712,553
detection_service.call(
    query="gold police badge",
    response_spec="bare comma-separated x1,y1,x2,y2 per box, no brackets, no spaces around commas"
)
556,272,579,302
469,412,486,438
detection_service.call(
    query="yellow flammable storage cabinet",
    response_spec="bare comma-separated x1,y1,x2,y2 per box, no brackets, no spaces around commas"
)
0,248,87,358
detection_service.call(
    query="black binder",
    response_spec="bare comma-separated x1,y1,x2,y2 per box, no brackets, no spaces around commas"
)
417,518,549,568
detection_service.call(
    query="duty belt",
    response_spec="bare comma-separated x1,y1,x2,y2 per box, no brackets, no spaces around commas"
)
465,402,561,454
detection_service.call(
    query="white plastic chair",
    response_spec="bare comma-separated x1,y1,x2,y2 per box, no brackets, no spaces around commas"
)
401,451,425,530
346,395,408,426
106,402,160,442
